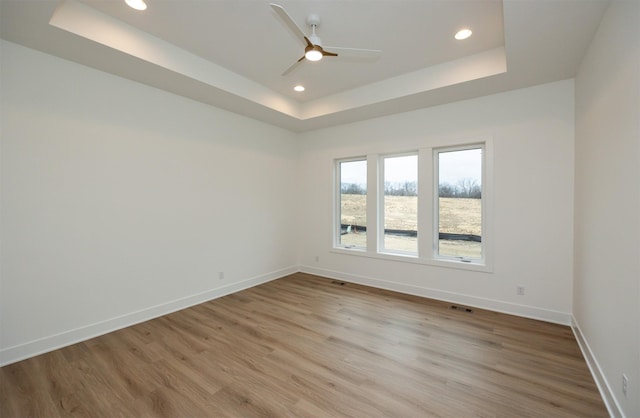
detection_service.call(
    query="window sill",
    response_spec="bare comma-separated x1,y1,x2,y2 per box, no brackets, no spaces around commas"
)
331,247,492,273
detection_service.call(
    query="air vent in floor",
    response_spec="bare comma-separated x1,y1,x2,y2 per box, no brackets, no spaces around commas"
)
450,305,473,313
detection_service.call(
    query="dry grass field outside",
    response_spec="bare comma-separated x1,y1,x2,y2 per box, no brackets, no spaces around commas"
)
340,195,481,257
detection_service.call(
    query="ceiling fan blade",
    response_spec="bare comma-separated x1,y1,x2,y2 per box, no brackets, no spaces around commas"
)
323,47,382,59
322,50,338,57
270,4,307,46
282,56,305,76
303,36,314,48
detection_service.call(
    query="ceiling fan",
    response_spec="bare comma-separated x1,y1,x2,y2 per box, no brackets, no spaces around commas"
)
270,3,382,76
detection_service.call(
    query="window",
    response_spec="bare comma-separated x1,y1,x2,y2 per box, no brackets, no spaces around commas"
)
381,154,417,254
333,140,490,271
337,159,367,248
434,146,483,261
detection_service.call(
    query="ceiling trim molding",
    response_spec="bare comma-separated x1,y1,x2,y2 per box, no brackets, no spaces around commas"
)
50,0,302,118
49,0,506,124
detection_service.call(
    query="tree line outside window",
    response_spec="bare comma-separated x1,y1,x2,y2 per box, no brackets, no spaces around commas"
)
341,179,480,198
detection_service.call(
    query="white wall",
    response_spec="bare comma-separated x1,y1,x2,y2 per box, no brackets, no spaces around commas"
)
3,17,637,417
574,1,640,416
297,80,576,324
0,40,299,365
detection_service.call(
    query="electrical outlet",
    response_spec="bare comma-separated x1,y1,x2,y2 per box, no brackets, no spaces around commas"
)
516,285,525,296
622,374,629,397
218,271,224,280
315,255,319,262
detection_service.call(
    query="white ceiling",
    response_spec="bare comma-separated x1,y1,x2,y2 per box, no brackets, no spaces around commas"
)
1,0,609,132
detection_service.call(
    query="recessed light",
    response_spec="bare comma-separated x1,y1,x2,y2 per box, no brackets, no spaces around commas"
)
455,28,472,40
294,85,305,92
125,0,147,11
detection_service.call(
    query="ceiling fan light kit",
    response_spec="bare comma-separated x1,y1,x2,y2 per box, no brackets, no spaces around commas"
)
270,3,381,76
305,47,323,61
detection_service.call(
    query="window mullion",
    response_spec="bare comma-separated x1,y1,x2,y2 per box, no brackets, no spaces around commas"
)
366,154,378,253
418,148,433,259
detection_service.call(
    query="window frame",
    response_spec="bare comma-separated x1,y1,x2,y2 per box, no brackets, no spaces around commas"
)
432,143,486,265
379,152,419,256
334,157,368,250
332,138,492,273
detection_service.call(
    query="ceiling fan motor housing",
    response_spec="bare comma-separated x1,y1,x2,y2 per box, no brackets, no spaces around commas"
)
306,14,322,46
306,13,321,27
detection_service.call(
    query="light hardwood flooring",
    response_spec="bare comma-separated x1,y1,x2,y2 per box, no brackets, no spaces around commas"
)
1,273,607,417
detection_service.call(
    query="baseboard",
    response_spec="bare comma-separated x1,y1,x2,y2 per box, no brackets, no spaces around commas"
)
0,265,298,367
571,316,621,418
300,265,572,325
0,264,573,367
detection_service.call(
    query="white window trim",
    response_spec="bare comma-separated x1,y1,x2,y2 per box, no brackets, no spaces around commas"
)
378,151,419,256
334,156,368,250
432,143,487,266
332,138,493,273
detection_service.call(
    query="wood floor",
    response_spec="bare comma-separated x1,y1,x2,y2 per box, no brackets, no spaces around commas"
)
1,273,607,417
